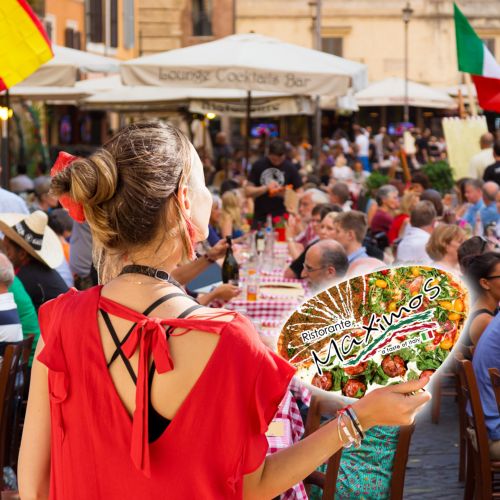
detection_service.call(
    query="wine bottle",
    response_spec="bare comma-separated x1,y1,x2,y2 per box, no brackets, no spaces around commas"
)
222,236,240,285
256,223,265,254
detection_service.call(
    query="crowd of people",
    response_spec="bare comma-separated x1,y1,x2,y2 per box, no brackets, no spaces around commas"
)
0,119,497,497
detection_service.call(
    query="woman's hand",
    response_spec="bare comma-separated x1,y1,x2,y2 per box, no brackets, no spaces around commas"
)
207,238,228,261
212,284,240,301
353,376,432,429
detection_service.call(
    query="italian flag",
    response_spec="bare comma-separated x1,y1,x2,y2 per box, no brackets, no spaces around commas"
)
454,3,500,112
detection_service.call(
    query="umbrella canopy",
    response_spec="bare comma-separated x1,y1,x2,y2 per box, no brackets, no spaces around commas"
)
18,45,120,87
83,83,312,116
121,33,367,96
6,85,91,101
355,77,456,109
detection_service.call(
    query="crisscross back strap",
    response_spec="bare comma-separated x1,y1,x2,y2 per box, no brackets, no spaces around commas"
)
106,292,194,369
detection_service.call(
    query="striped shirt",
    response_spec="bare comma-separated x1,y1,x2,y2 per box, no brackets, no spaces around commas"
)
0,292,23,342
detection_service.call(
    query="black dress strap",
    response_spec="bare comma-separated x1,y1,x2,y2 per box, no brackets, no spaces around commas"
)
470,308,497,318
106,292,197,368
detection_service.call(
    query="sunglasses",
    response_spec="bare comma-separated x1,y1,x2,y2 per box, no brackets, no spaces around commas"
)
485,275,500,281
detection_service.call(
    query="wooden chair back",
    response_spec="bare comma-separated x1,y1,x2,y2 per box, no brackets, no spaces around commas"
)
8,335,34,472
456,358,495,499
0,343,23,490
303,395,415,500
488,367,500,414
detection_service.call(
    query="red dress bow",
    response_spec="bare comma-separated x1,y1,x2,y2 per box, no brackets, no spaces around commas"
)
50,151,86,223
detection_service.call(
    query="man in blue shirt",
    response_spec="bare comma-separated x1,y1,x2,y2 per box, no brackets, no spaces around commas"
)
463,179,485,229
480,181,499,231
473,312,500,459
333,210,370,264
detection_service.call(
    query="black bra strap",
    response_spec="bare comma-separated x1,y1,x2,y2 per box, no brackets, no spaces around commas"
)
107,292,195,368
101,309,138,384
177,303,205,319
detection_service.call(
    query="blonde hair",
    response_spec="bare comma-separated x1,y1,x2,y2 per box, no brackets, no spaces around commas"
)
221,190,242,229
399,191,420,215
51,121,194,283
322,211,339,226
426,224,465,261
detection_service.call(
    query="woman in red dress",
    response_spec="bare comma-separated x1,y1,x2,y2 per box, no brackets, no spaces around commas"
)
19,122,431,499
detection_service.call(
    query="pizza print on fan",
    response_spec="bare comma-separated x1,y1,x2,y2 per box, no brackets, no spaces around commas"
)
260,167,285,187
277,266,469,399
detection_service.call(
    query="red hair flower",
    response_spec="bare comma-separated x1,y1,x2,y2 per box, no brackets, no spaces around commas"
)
50,151,86,223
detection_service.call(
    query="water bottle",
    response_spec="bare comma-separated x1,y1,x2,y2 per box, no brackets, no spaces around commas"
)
246,269,259,301
474,212,484,237
263,225,274,272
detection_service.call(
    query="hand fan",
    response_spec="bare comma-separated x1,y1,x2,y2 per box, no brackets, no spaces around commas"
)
277,266,469,398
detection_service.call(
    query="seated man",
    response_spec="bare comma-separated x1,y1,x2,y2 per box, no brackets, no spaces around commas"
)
288,188,330,251
472,313,500,460
333,210,370,264
301,239,348,292
0,211,68,311
0,253,23,350
396,201,436,264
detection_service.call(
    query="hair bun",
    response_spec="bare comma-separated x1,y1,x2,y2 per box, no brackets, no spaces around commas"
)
70,150,118,206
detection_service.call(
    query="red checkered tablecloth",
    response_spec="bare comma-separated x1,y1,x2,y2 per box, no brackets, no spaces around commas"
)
267,388,308,500
224,297,299,322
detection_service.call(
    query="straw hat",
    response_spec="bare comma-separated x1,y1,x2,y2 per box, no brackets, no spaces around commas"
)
0,211,64,269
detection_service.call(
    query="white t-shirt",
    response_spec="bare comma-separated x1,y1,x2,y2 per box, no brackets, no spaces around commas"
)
397,226,432,264
470,148,495,179
355,134,369,157
0,292,23,343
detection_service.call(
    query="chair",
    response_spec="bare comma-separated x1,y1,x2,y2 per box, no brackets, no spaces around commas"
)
0,343,23,491
431,343,473,426
456,358,500,499
7,336,34,472
303,395,415,500
489,368,500,414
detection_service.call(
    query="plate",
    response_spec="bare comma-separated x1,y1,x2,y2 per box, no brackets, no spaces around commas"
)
277,266,469,398
260,281,304,298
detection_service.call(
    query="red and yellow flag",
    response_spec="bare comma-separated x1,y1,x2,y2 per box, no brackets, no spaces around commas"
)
0,0,53,91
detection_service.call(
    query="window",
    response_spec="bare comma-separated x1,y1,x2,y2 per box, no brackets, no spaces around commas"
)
321,37,343,57
27,0,44,17
65,20,81,49
482,38,496,57
192,0,212,37
43,15,55,41
88,0,103,43
123,0,135,49
110,0,118,48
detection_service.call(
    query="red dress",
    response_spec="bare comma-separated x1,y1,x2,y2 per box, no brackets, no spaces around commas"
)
38,286,295,499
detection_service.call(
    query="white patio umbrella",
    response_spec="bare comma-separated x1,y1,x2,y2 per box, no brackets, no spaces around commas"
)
121,33,367,161
121,33,367,96
18,45,120,87
355,77,456,109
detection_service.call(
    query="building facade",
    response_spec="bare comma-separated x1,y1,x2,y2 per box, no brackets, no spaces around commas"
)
237,0,500,88
137,0,235,55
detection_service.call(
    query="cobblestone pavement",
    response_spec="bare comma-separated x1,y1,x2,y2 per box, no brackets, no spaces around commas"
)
404,383,465,500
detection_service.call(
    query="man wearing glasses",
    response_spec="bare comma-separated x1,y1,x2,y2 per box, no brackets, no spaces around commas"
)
301,240,348,292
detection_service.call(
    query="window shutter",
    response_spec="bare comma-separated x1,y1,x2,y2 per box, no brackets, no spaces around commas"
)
110,0,118,48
